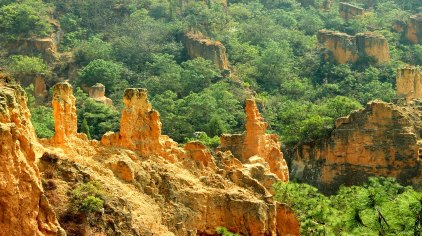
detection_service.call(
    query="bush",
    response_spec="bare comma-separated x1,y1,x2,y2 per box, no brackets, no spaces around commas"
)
70,181,105,214
6,55,50,76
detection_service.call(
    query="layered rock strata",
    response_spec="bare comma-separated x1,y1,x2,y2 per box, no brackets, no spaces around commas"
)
291,100,422,194
219,99,289,182
339,2,364,20
397,66,422,101
182,32,229,70
318,30,390,64
0,76,64,236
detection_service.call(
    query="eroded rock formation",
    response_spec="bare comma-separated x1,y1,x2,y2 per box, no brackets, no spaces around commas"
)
182,32,229,70
397,66,422,101
0,75,64,236
51,82,78,144
406,14,422,44
1,78,299,235
6,38,58,62
339,2,364,20
220,99,289,182
318,30,390,64
87,83,113,106
291,100,422,194
34,75,48,103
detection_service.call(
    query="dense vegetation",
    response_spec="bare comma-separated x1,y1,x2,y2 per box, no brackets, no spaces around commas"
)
274,177,422,235
0,0,422,143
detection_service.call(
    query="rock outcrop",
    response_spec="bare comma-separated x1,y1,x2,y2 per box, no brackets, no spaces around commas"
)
182,32,229,70
87,83,113,106
318,30,390,64
406,14,422,44
40,84,299,235
339,2,364,20
6,38,58,63
51,82,78,144
290,100,422,194
396,66,422,101
0,76,64,236
219,99,289,182
34,75,48,103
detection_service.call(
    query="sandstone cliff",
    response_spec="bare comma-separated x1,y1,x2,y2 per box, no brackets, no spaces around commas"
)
318,30,390,64
290,99,422,194
339,2,364,20
0,75,64,236
406,14,422,44
397,66,422,101
219,99,289,182
182,32,229,70
33,83,299,235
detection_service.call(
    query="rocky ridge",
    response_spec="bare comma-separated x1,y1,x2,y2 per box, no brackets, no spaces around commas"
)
0,78,298,235
317,29,390,64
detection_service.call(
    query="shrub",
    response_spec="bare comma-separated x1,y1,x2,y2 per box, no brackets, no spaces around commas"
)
70,181,105,214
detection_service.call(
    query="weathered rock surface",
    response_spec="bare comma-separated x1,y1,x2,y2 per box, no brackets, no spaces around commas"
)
41,84,298,235
34,75,48,103
182,32,229,70
87,83,113,106
6,38,58,63
290,100,422,194
406,14,422,44
318,30,390,64
0,76,64,236
397,66,422,101
219,99,289,182
339,2,364,20
51,82,78,144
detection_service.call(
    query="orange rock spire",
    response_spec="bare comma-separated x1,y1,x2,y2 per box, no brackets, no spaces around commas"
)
52,82,77,144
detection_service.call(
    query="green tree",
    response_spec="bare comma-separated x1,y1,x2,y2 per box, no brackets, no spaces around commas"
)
80,117,91,139
6,55,50,76
0,1,51,40
78,59,126,91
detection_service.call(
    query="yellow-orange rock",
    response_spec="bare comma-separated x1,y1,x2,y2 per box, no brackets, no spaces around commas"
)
276,203,301,236
291,100,422,193
0,76,64,236
87,83,113,106
183,141,214,168
51,82,78,144
396,66,422,101
220,99,289,182
318,30,390,64
339,2,364,20
406,14,422,44
182,32,229,70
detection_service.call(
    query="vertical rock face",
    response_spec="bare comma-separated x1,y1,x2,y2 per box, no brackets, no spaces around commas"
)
220,99,289,182
317,30,390,64
51,82,77,144
7,38,58,63
339,2,364,20
87,83,113,106
101,88,181,158
290,100,422,194
406,14,422,44
182,32,229,70
0,76,64,236
397,66,422,101
355,32,390,63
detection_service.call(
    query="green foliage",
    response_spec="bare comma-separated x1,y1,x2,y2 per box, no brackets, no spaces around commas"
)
185,132,220,149
78,59,126,90
70,181,105,214
216,227,239,236
25,85,55,138
74,88,120,140
0,1,51,40
6,55,50,76
274,178,422,236
75,36,113,65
